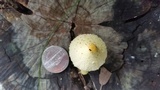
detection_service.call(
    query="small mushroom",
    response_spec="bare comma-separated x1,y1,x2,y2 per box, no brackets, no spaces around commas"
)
69,34,107,75
42,46,69,73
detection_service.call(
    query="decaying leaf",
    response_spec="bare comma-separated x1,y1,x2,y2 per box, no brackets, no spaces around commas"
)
99,67,112,90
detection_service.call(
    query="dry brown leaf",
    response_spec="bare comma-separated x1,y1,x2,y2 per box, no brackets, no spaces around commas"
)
99,67,112,90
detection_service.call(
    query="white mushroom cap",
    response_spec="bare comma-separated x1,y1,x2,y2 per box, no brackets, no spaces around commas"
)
69,34,107,75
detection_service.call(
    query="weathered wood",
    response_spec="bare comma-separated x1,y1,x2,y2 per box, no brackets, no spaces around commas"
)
1,0,160,90
0,0,118,89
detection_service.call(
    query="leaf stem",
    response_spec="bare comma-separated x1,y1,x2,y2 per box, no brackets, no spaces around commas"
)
100,85,103,90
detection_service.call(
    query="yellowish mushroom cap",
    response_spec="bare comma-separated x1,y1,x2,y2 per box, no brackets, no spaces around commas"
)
69,34,107,75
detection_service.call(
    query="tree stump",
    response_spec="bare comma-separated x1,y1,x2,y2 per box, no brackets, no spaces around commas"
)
0,0,160,90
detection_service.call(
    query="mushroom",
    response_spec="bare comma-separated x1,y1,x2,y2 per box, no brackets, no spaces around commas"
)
42,46,69,73
69,34,107,75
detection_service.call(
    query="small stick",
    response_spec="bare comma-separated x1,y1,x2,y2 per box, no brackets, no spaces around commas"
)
78,70,90,90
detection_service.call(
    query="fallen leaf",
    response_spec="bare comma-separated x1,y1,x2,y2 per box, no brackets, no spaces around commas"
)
99,67,112,90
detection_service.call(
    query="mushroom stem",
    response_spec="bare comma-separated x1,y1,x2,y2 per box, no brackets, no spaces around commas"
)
88,43,98,53
80,70,88,75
